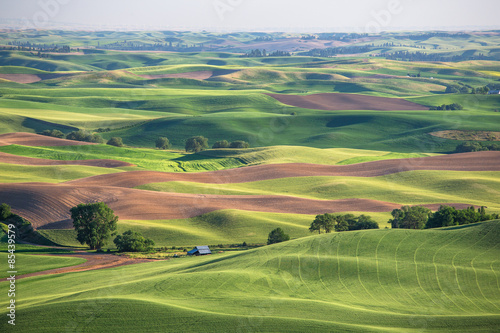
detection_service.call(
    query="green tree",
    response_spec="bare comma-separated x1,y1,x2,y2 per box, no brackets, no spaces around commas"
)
114,230,155,252
390,206,431,229
426,205,457,228
155,137,171,149
351,215,379,230
185,136,208,152
107,137,124,147
455,142,485,153
212,140,229,149
88,133,104,143
267,228,290,245
65,130,103,143
0,203,12,220
310,214,335,234
70,202,118,250
229,140,250,149
66,130,91,142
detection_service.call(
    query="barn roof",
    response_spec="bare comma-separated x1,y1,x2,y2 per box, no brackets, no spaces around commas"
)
187,246,211,255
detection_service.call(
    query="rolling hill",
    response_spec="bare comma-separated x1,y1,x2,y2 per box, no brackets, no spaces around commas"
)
1,221,499,332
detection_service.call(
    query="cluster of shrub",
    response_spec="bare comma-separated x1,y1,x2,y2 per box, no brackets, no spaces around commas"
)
390,205,498,230
455,142,500,153
183,136,250,153
309,213,379,234
444,83,500,95
39,129,124,147
429,103,463,110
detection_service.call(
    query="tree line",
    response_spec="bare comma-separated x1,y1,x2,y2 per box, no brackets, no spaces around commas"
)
381,51,492,62
241,49,291,57
40,129,124,147
455,142,500,153
429,103,463,111
390,205,498,229
309,213,379,234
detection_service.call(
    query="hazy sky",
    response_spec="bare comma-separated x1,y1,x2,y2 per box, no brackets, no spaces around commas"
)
1,0,499,31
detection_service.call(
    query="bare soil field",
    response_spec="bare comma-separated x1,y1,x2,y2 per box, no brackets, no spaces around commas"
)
66,151,500,188
0,181,478,229
0,132,93,147
0,73,73,84
267,93,428,111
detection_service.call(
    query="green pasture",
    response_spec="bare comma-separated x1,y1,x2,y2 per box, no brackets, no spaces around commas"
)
1,221,499,332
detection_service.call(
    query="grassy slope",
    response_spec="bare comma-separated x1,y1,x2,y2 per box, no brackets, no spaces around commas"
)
0,232,85,278
1,221,499,332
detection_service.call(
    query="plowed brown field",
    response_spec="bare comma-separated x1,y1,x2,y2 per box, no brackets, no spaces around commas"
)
267,93,428,111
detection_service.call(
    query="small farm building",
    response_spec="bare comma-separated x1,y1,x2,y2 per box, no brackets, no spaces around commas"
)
187,246,212,256
488,90,500,95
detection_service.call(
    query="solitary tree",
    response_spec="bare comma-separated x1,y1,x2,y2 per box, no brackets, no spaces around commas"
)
155,137,171,150
0,203,12,221
70,202,118,250
185,136,208,152
114,230,155,252
267,228,290,245
107,137,124,147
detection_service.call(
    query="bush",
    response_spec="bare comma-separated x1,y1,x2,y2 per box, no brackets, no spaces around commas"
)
155,137,171,149
185,136,208,152
267,228,290,245
430,103,463,111
229,140,250,149
88,133,104,143
107,137,124,147
212,140,229,149
455,142,500,153
0,203,12,221
65,130,103,143
114,230,155,252
66,130,91,142
455,142,485,153
40,129,65,138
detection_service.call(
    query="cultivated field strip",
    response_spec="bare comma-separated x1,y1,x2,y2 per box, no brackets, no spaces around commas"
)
66,151,500,187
